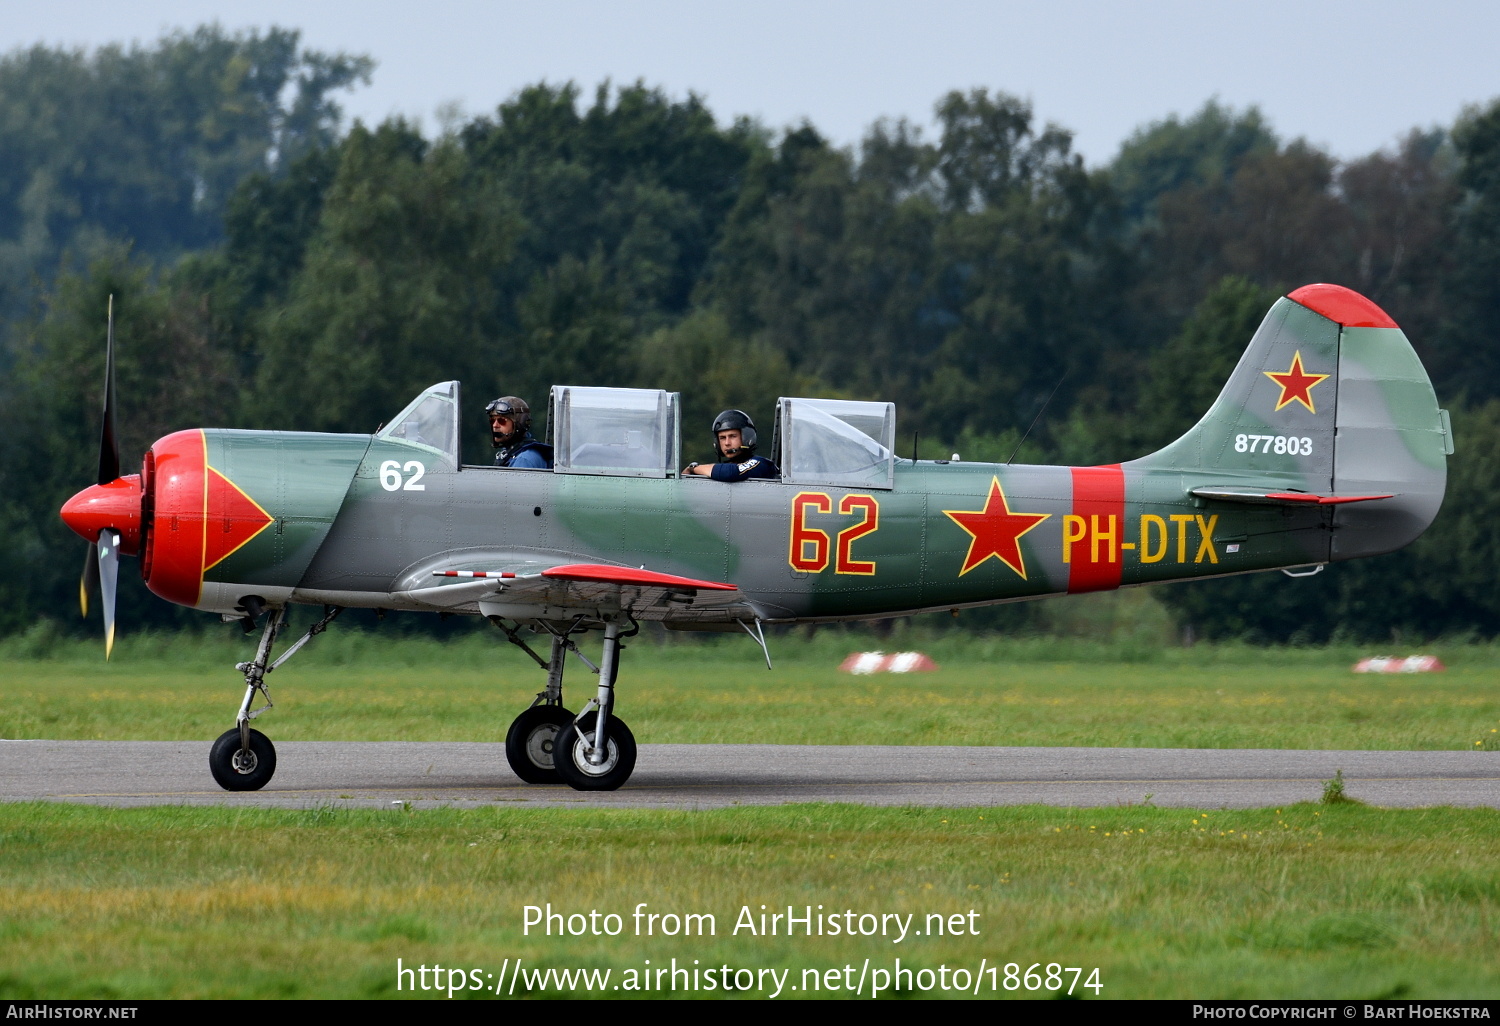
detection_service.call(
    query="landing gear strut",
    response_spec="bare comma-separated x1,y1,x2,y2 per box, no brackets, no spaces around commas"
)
208,603,341,792
553,621,637,791
498,617,638,791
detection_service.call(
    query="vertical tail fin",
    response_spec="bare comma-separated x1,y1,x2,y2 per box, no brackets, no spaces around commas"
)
1129,283,1449,561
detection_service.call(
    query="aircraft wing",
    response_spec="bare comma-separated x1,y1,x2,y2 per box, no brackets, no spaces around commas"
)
394,558,759,623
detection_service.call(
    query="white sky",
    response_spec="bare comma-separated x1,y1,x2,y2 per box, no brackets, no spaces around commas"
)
4,0,1499,166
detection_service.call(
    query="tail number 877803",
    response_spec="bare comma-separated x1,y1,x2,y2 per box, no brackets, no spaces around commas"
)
1235,434,1312,455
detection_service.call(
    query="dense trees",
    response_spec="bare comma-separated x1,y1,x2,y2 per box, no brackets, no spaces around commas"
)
0,26,369,343
702,91,1131,443
1437,100,1500,401
5,27,1500,641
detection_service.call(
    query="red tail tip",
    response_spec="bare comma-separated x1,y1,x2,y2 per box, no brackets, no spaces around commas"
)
1287,284,1398,329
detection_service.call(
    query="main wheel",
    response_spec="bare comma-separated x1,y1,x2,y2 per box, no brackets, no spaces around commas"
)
504,705,574,784
554,712,637,792
209,727,277,791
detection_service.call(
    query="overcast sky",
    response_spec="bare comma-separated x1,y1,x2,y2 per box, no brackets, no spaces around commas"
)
5,0,1498,166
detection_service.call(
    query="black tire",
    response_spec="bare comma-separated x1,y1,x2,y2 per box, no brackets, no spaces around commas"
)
504,705,574,784
209,727,276,791
554,712,637,792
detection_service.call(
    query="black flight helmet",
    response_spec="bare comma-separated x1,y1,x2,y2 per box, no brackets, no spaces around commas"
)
486,396,531,447
711,409,757,460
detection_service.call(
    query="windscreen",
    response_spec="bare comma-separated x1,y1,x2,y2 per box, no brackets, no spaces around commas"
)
379,382,459,466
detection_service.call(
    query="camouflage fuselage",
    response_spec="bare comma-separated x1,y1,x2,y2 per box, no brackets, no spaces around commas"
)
120,289,1447,624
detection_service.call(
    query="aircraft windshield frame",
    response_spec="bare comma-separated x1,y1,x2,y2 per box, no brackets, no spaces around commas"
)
378,381,460,468
776,397,896,490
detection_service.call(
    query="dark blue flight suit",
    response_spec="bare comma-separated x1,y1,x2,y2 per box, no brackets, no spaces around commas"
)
496,434,554,469
708,455,778,481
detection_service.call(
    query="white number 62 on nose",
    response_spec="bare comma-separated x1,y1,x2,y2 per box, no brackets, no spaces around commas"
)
379,460,426,491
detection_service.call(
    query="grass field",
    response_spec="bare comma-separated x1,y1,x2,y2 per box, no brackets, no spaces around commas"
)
4,620,1499,751
4,616,1500,1000
1,801,1497,999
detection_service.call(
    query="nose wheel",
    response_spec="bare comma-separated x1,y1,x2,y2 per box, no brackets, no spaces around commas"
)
209,727,277,791
206,604,342,792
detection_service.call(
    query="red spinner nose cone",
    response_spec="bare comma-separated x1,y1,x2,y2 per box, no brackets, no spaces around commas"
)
60,475,143,555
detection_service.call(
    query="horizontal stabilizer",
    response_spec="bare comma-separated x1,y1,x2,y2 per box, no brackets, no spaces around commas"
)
1189,487,1394,507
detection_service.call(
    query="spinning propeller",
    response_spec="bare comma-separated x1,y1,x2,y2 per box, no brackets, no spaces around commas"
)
61,297,141,659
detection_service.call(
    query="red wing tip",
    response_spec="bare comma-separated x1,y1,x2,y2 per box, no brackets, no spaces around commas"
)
543,563,737,590
1287,284,1398,329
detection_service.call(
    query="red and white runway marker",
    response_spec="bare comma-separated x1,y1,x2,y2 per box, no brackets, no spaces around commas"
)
839,652,939,674
1352,655,1445,673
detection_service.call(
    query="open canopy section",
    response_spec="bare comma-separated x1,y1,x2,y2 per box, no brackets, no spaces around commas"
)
777,397,896,490
378,381,460,468
550,385,680,478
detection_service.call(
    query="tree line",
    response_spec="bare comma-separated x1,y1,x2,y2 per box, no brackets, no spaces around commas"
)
3,25,1499,643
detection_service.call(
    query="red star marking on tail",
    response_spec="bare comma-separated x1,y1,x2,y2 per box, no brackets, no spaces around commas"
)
943,477,1051,578
1264,351,1329,413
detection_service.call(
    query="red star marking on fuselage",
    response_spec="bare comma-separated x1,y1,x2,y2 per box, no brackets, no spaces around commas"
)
943,476,1051,578
1264,351,1329,413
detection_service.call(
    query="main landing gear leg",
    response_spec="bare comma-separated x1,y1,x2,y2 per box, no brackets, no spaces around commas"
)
504,633,577,784
208,604,343,792
554,620,637,792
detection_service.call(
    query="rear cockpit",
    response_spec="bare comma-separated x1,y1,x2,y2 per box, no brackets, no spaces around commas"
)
774,397,896,490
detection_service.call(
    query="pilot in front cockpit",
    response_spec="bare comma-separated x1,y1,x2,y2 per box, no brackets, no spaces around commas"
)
487,396,554,469
682,409,778,481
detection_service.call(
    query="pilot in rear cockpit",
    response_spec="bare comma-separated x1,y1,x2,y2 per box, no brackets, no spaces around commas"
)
487,396,554,469
682,409,778,481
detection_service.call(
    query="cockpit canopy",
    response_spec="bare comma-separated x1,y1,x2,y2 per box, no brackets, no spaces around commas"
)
775,397,896,489
550,386,680,478
380,382,897,489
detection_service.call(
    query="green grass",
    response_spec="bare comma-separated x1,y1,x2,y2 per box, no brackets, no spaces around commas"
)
4,624,1500,750
6,620,1499,999
0,801,1496,999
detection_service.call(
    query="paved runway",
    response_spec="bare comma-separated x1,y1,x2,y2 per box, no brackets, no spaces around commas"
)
3,740,1499,809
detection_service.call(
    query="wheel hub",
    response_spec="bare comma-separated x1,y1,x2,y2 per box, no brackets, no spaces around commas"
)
525,724,559,768
573,732,618,776
231,748,258,774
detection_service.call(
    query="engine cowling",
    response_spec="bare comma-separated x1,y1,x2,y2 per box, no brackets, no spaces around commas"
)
61,428,269,610
139,429,213,607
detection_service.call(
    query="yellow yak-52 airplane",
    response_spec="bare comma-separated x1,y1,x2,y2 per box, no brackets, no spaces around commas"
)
60,284,1450,792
